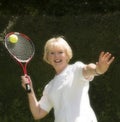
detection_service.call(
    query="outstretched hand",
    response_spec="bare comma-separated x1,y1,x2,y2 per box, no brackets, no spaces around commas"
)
96,51,115,74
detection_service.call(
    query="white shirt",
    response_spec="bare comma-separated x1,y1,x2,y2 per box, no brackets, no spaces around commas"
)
39,61,97,122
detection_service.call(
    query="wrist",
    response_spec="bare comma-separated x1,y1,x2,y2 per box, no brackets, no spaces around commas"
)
95,69,102,76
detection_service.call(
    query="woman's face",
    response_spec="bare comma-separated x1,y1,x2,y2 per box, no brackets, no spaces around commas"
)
47,45,68,74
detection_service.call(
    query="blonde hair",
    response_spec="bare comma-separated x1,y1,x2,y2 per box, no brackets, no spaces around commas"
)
43,36,73,64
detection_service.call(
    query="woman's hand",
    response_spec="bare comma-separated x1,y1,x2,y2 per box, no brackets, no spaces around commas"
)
21,75,33,91
96,51,115,74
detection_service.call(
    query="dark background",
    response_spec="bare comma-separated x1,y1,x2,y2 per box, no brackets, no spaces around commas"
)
0,0,120,122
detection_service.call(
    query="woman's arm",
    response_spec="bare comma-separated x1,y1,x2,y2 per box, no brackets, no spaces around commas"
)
83,51,115,79
21,76,48,120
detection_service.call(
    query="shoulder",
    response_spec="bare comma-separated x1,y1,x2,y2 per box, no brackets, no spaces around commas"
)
68,61,86,76
71,61,86,69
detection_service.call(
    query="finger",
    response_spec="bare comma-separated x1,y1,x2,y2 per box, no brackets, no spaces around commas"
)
99,51,105,59
105,52,113,58
21,76,29,83
103,52,114,61
26,76,31,83
108,56,115,65
102,53,111,62
102,52,110,59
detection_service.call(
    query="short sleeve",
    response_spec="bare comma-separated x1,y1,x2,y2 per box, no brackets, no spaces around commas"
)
74,61,94,81
74,61,86,80
39,85,53,112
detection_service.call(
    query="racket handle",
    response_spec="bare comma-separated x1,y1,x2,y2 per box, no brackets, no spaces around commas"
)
24,75,31,93
26,83,31,93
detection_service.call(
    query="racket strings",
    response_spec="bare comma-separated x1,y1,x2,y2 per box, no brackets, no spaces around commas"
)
5,34,35,62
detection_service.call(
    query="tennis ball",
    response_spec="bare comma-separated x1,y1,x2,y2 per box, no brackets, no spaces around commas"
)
9,34,18,43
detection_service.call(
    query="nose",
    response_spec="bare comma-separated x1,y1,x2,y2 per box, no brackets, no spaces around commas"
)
54,52,59,57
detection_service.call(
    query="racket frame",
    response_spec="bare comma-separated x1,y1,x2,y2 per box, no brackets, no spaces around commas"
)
4,32,35,93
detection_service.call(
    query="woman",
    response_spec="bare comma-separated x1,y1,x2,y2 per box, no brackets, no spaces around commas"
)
21,36,114,122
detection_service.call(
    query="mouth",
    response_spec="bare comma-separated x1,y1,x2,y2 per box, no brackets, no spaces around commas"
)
54,59,62,63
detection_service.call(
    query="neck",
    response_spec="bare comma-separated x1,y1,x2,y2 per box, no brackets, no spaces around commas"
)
55,64,68,75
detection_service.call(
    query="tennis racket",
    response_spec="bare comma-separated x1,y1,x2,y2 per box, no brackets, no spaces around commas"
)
4,32,35,93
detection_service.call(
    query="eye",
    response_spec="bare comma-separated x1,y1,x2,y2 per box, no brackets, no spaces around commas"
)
48,51,55,55
59,51,63,54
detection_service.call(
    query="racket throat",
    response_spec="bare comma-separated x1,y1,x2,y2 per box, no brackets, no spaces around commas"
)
23,63,28,75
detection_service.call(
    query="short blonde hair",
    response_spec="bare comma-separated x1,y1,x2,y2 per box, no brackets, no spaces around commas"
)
43,36,73,64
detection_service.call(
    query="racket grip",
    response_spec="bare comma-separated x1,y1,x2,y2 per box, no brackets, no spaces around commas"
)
25,83,31,93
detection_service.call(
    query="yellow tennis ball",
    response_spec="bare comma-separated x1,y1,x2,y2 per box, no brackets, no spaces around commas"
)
9,34,18,43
